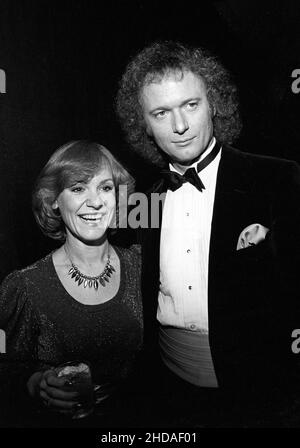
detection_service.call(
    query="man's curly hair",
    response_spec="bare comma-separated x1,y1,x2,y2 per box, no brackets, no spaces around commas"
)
116,41,242,167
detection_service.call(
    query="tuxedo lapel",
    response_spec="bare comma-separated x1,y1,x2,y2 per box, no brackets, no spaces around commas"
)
207,146,259,385
209,146,257,271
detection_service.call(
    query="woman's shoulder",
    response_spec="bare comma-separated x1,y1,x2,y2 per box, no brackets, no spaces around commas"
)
113,245,142,313
113,244,142,280
0,253,53,294
0,253,54,326
113,244,141,264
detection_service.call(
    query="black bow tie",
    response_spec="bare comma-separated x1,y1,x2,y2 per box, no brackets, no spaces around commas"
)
161,141,221,192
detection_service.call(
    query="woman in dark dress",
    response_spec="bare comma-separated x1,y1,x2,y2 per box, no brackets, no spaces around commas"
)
0,141,142,427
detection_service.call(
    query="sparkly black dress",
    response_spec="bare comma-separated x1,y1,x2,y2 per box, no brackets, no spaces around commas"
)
0,245,143,426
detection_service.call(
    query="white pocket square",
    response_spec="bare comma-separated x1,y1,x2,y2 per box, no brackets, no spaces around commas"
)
236,223,270,251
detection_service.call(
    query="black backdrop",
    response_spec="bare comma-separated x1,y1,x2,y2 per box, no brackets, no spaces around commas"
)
0,0,299,274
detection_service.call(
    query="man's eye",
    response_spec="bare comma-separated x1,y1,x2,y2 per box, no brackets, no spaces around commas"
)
154,110,167,119
187,102,198,109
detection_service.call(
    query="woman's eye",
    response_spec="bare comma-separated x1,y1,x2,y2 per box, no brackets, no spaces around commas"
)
71,186,84,193
102,185,114,192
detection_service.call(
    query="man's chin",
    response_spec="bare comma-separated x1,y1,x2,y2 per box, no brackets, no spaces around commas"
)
174,153,202,167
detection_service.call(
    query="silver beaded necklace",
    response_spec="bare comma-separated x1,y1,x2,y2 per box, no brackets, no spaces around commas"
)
64,245,115,290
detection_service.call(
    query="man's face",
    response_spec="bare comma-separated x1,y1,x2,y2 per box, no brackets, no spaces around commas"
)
140,70,214,166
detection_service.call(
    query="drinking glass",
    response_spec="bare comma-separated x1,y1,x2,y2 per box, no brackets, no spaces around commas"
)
54,360,94,419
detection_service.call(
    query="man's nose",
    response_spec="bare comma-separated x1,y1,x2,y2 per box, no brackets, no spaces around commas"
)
172,110,189,134
86,191,104,208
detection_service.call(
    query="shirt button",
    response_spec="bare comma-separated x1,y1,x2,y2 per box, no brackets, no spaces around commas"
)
188,285,192,290
190,324,196,330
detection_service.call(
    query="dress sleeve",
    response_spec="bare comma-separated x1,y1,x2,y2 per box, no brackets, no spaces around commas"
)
0,270,39,420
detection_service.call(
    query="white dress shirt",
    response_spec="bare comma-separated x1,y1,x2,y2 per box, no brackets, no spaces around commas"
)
158,137,222,332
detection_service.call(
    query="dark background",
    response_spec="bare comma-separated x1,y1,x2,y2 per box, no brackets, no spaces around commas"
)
0,0,299,275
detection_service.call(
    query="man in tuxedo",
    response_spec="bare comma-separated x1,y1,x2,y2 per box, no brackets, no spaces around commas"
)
116,41,300,426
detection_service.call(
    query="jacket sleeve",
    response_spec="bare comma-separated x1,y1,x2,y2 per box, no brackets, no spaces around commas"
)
273,160,300,300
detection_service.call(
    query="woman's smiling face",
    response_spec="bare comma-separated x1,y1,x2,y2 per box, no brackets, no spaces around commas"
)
53,167,116,243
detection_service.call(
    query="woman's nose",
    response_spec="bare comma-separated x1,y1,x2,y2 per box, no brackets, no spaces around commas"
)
86,191,105,208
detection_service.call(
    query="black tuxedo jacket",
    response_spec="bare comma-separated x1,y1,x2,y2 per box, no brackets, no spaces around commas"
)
139,145,300,397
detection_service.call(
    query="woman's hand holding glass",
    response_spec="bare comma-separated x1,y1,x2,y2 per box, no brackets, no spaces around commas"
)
28,369,81,416
28,364,114,419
